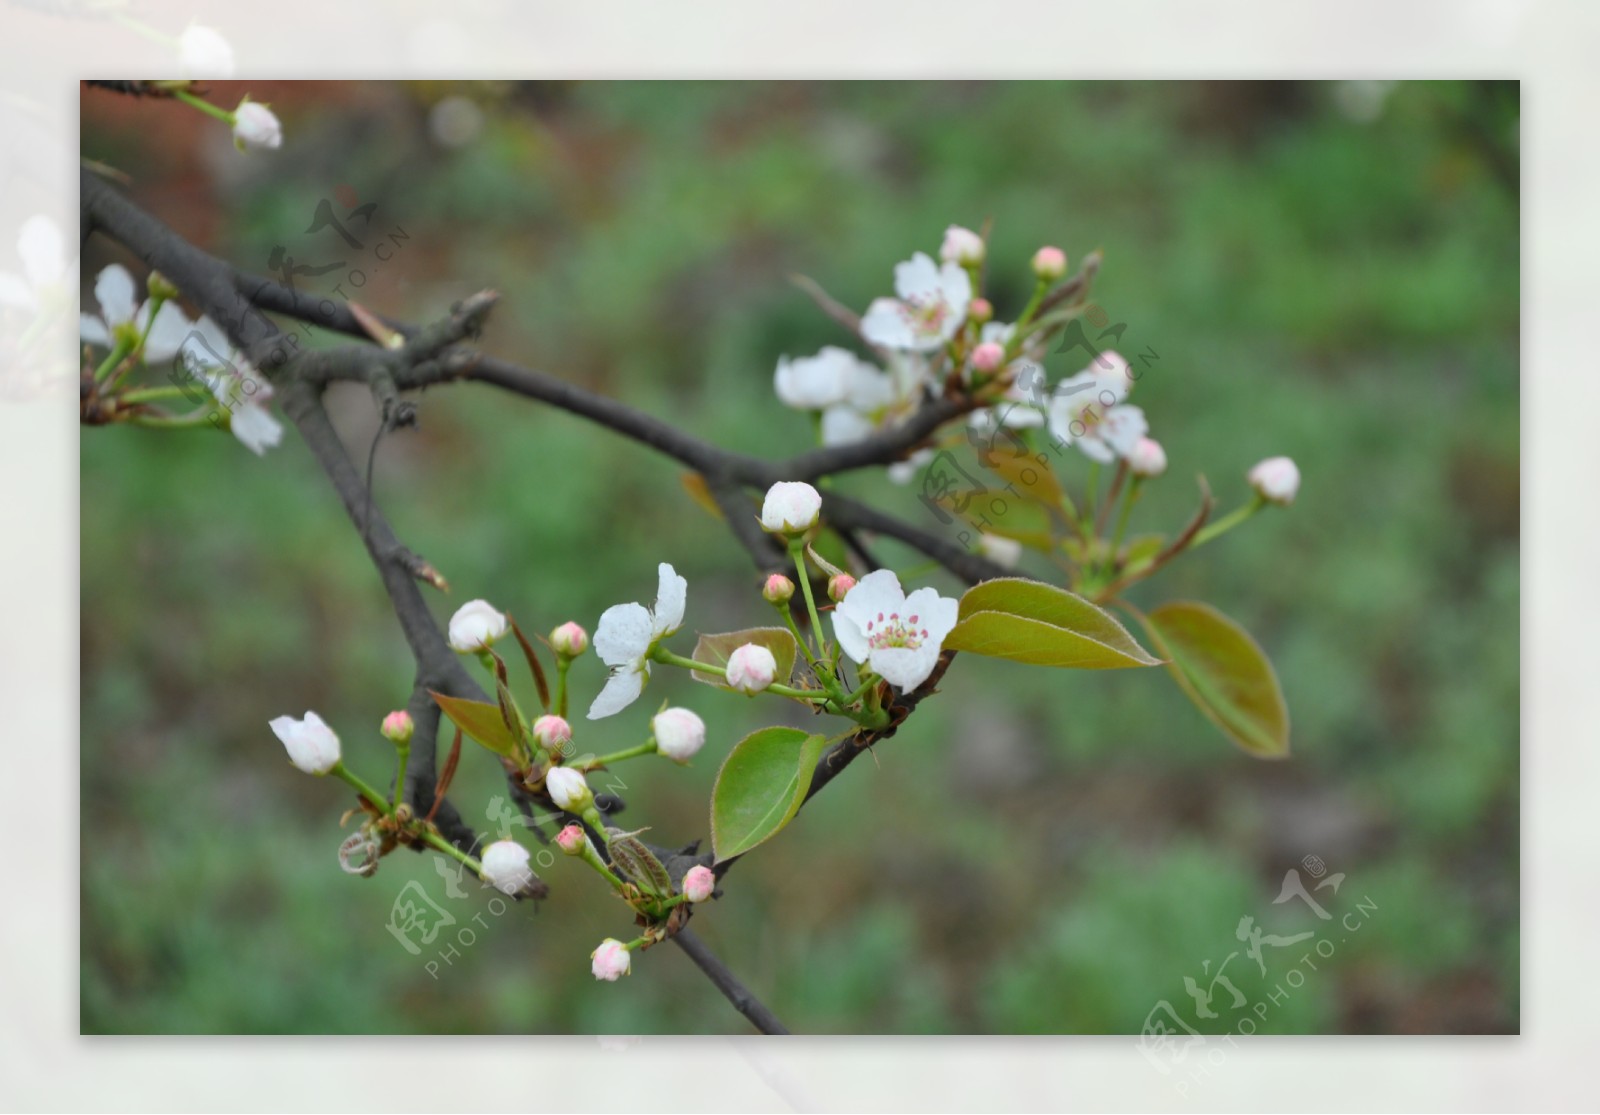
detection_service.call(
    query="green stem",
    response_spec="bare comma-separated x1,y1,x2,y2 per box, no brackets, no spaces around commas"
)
420,829,482,875
92,338,133,384
1004,278,1050,361
331,761,394,816
1109,478,1143,566
392,739,411,810
1083,461,1101,537
650,646,829,703
118,385,195,405
1191,496,1266,549
555,657,570,720
127,410,217,429
571,741,658,772
173,88,236,125
790,541,828,661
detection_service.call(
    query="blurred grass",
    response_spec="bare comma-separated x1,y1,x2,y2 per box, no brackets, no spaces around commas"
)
79,80,1518,1034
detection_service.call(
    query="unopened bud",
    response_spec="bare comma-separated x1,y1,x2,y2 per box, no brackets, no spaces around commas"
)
939,224,985,266
1031,246,1067,281
969,297,994,324
763,573,795,604
479,839,535,896
545,765,593,812
652,707,706,763
828,574,856,603
1248,456,1301,506
380,709,414,745
683,864,716,903
448,599,508,653
760,481,822,534
532,714,573,752
725,643,778,694
550,621,588,657
556,823,587,856
970,342,1005,374
269,711,341,775
1127,437,1168,479
591,938,632,981
146,271,181,302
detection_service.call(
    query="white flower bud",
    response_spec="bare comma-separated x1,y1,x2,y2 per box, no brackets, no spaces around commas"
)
940,224,985,266
269,710,341,775
725,643,778,694
1128,437,1168,478
760,481,822,534
1248,456,1301,506
479,839,534,896
178,25,235,78
652,707,706,763
545,765,593,812
232,101,283,151
591,938,632,981
683,864,716,903
978,533,1023,569
448,599,508,652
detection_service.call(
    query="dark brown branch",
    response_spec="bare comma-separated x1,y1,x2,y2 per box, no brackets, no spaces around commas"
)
671,928,791,1035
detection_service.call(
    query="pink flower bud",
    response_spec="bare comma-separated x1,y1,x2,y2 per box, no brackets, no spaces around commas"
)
479,839,534,896
652,707,706,763
550,621,589,657
969,297,994,324
1031,246,1067,281
828,574,856,603
970,341,1005,373
683,864,716,903
591,938,632,981
763,573,795,604
545,765,592,812
556,823,587,856
760,481,822,534
532,714,573,752
380,709,414,744
1248,456,1301,506
939,224,985,266
725,643,778,694
1127,437,1168,478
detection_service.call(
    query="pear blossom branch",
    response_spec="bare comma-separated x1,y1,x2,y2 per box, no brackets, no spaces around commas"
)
673,927,791,1035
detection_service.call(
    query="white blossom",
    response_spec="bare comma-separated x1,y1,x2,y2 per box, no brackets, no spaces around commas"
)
1128,437,1168,478
588,564,688,719
79,264,192,364
448,599,508,653
831,569,959,692
233,101,283,151
774,346,879,411
760,481,822,534
725,643,778,694
939,225,985,266
269,710,341,775
545,765,592,812
1249,456,1301,505
1047,352,1144,463
860,251,971,352
479,840,535,896
178,315,285,455
178,25,236,78
591,938,632,981
652,707,707,763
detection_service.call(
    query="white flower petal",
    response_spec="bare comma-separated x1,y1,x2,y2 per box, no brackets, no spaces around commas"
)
140,301,192,364
18,215,64,289
593,602,653,667
860,298,914,350
652,563,687,636
836,569,906,638
902,587,960,646
820,404,876,447
95,264,137,328
229,403,283,456
831,608,870,664
1101,405,1149,457
869,644,941,691
0,272,36,310
79,314,111,348
936,261,972,323
588,665,646,720
893,252,942,301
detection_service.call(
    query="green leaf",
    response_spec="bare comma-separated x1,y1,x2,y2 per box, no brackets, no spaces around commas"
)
607,828,672,897
982,443,1069,520
946,578,1160,668
710,727,829,863
1137,601,1290,759
691,627,799,690
430,691,519,756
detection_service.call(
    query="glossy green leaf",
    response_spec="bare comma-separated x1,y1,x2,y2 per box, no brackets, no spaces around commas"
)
947,578,1160,668
691,627,799,690
1139,601,1290,759
710,727,829,863
430,691,519,756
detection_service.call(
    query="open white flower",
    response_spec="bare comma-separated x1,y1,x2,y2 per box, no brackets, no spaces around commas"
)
774,346,880,411
1047,352,1144,463
448,599,508,652
0,215,70,313
178,316,284,455
79,264,191,363
818,350,930,448
269,710,341,775
860,252,972,352
831,569,959,691
588,563,688,719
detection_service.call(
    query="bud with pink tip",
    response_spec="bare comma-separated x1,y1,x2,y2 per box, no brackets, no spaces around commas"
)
591,938,632,981
545,765,593,812
683,864,716,903
479,839,535,896
270,710,341,775
940,225,986,266
725,643,778,694
550,621,588,657
1031,246,1067,281
763,573,795,604
1248,456,1301,506
652,707,706,763
556,824,587,856
533,714,573,752
978,532,1023,569
1128,437,1168,479
760,481,822,534
969,297,994,324
828,573,856,603
380,709,414,745
232,101,283,151
448,599,508,653
970,342,1005,374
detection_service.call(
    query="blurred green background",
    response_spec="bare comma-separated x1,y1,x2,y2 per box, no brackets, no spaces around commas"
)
79,81,1518,1035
